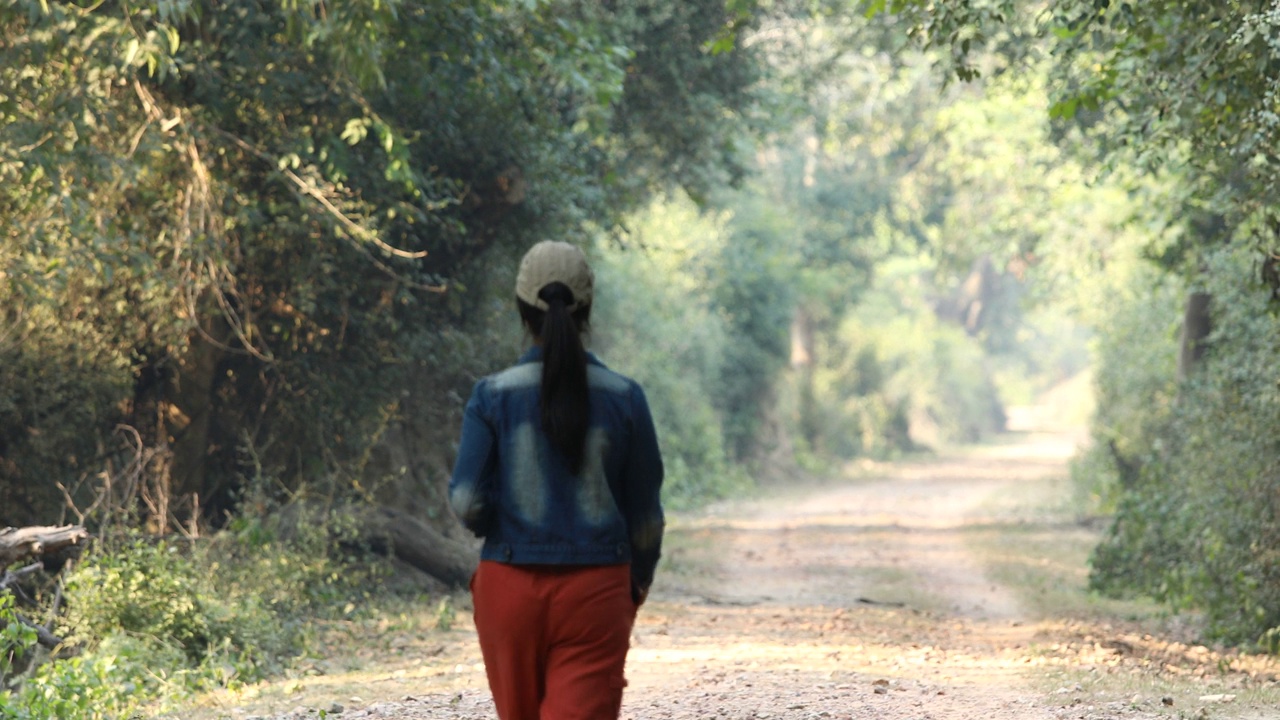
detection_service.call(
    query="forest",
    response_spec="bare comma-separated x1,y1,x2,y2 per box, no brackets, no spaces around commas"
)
3,0,1280,717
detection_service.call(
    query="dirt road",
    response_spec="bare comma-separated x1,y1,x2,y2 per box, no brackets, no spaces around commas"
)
620,432,1076,720
229,429,1279,720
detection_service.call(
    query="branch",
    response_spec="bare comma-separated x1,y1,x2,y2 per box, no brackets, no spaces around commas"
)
14,613,63,650
0,563,42,593
0,526,90,568
213,128,448,288
283,166,428,259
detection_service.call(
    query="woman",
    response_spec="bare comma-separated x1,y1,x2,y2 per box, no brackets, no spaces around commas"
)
449,240,665,720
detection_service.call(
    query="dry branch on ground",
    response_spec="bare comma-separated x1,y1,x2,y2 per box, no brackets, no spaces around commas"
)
0,525,89,569
0,524,87,650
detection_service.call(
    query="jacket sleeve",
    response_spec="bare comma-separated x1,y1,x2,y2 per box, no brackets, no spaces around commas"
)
624,382,665,595
449,381,498,537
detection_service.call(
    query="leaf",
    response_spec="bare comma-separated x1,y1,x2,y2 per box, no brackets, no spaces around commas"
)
1049,98,1079,120
706,34,736,56
341,119,369,145
164,24,181,54
123,37,140,66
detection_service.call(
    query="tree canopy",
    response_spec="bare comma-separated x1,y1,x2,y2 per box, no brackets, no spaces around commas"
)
0,0,763,529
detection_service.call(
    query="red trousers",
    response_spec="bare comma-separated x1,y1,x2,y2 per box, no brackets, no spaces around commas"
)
471,560,637,720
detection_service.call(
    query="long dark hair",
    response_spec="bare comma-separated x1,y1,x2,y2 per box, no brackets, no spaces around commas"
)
517,282,591,473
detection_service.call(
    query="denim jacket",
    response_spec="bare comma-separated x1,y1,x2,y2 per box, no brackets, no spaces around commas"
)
449,347,665,594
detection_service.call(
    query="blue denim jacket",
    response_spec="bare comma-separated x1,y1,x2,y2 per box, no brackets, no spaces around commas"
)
449,347,665,593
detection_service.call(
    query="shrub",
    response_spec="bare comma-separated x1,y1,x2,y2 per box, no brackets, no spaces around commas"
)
0,510,386,719
1069,266,1182,514
1088,245,1280,647
0,594,37,685
593,195,754,509
812,257,1005,456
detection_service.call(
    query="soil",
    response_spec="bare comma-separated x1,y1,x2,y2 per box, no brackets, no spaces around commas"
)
216,427,1280,720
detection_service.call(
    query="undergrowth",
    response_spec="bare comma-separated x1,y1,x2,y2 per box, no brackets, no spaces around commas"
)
1080,245,1280,651
0,511,392,720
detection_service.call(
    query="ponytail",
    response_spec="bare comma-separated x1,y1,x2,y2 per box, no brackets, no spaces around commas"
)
518,282,590,473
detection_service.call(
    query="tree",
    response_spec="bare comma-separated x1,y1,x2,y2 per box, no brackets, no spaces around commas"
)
0,0,763,535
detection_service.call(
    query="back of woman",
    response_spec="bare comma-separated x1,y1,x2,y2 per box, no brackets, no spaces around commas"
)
449,241,665,720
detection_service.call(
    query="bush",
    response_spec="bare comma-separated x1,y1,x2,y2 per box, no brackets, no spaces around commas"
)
0,594,37,684
67,540,228,664
1087,244,1280,646
0,510,385,720
812,257,1005,457
1069,266,1183,514
1,652,147,720
592,194,755,509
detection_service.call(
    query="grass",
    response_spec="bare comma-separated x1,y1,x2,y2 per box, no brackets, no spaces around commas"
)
973,524,1156,621
962,447,1280,719
152,590,485,720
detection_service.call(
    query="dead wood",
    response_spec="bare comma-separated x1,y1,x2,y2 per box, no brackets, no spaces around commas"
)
276,503,477,588
0,562,43,597
0,530,82,654
0,525,89,569
352,505,478,588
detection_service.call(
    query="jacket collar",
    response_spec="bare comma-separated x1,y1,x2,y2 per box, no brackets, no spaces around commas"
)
517,345,606,368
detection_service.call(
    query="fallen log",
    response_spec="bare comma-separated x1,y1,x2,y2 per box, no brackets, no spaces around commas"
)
0,525,89,569
352,505,478,588
276,503,478,588
0,529,82,654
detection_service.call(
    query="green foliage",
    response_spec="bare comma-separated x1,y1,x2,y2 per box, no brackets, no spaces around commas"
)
731,49,1132,459
0,594,36,684
711,201,800,461
593,194,751,508
1069,265,1182,512
814,256,1004,456
0,516,384,719
1087,244,1280,646
67,540,226,664
590,55,1105,474
863,0,1023,81
0,0,763,531
1043,1,1280,298
0,649,153,720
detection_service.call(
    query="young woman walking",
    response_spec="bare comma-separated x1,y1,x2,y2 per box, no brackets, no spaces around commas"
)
449,240,666,720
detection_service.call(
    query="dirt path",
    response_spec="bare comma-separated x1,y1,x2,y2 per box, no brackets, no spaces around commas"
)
221,429,1280,720
619,431,1074,720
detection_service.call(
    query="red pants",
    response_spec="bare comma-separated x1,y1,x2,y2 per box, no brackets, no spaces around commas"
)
471,560,637,720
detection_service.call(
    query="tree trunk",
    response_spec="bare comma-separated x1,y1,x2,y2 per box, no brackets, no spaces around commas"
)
934,254,998,335
790,306,820,454
1178,291,1213,380
0,525,89,569
166,314,232,534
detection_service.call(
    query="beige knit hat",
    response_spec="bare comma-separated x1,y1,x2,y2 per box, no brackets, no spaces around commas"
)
515,241,594,312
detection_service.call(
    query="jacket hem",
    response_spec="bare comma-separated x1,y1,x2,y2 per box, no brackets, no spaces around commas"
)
481,541,632,566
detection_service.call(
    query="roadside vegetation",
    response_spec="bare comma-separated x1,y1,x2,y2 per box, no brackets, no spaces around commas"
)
4,1,1280,717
